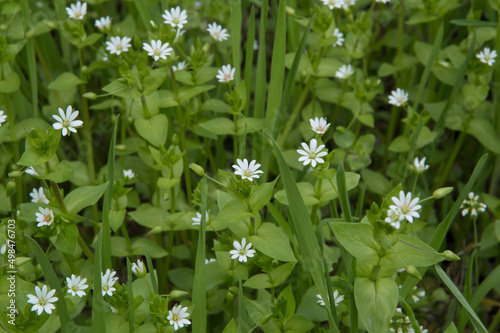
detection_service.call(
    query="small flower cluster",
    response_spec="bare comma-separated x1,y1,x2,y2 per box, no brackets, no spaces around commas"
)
316,290,344,307
385,191,421,229
461,192,487,217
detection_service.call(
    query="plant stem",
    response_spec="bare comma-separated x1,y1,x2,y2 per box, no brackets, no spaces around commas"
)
434,131,466,189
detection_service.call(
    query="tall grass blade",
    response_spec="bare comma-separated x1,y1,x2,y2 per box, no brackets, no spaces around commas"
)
91,229,106,333
134,0,153,28
231,0,242,84
238,277,250,332
336,162,353,222
192,176,208,332
434,265,488,333
243,6,256,117
144,249,159,294
471,264,500,308
25,236,77,332
126,258,135,332
20,0,39,117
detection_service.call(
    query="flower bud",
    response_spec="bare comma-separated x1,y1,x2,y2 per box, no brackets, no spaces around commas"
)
189,163,205,176
83,92,97,100
405,265,422,280
15,257,31,266
285,6,296,15
169,290,190,300
442,250,460,261
6,180,16,197
131,259,147,278
8,171,22,178
433,187,453,199
228,286,238,296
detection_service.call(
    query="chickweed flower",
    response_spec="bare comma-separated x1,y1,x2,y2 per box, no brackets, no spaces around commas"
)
205,258,216,264
25,166,39,177
388,88,409,107
52,105,83,136
476,47,497,66
317,290,344,307
101,269,118,296
321,0,345,9
173,61,188,72
35,207,54,227
460,192,487,217
167,304,191,331
66,1,87,20
131,260,147,278
0,110,7,126
376,0,390,3
385,208,403,229
123,169,135,180
216,64,235,83
390,191,422,223
207,22,230,41
232,159,264,181
0,242,6,255
163,7,188,30
411,286,426,303
335,64,354,79
310,117,331,134
143,40,173,61
66,275,88,297
230,238,256,263
106,36,132,55
341,0,357,8
413,157,429,174
333,28,345,47
192,210,210,226
30,187,49,204
297,138,328,168
95,16,112,32
27,285,58,315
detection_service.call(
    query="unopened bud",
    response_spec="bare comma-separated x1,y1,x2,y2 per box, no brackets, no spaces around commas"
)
6,180,16,197
228,286,238,296
8,171,22,178
405,265,422,280
442,250,460,261
189,163,205,176
285,6,296,15
169,290,190,300
131,259,147,278
172,134,179,146
83,92,97,100
15,257,31,266
433,187,453,199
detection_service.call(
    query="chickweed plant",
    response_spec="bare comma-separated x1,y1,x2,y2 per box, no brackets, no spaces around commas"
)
1,0,500,332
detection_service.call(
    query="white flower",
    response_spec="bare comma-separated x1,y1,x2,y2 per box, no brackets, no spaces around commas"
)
310,117,331,134
232,159,264,181
35,207,54,227
143,40,173,61
101,269,118,296
27,285,58,315
95,16,112,31
173,61,188,72
131,259,147,278
321,0,345,9
413,157,429,174
316,290,344,307
216,64,235,83
390,191,422,223
25,166,39,176
105,36,132,55
167,304,191,331
297,138,328,168
376,0,390,3
30,187,49,204
477,47,497,66
341,0,357,9
388,88,409,107
253,39,259,50
460,192,487,217
66,274,88,297
207,22,230,41
333,28,344,47
123,169,135,180
52,105,83,136
0,241,6,255
230,238,256,263
385,208,403,229
163,7,188,30
66,1,87,20
205,258,216,264
192,210,210,226
411,286,426,303
0,110,7,126
335,64,354,79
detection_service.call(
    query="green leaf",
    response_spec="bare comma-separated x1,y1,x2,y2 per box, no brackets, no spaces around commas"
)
275,182,320,206
131,238,168,258
243,274,273,289
179,85,215,103
223,319,238,333
285,316,315,332
380,234,444,268
249,179,277,213
50,224,78,254
92,229,106,333
354,277,399,333
249,223,296,262
128,204,169,229
213,200,253,228
134,114,168,147
199,118,235,135
48,72,84,91
64,182,108,215
466,118,500,154
269,262,296,287
102,79,141,98
319,170,360,205
26,236,77,332
78,33,102,48
157,177,181,190
41,160,74,183
330,222,379,264
0,71,20,93
143,67,169,96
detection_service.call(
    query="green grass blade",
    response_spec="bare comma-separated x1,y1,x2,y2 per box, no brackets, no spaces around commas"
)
471,263,500,308
434,265,488,333
238,277,250,332
192,176,208,332
266,202,295,244
102,116,119,270
20,0,39,117
336,162,353,223
126,258,135,332
243,6,256,117
144,249,159,294
412,23,443,111
457,250,475,331
91,229,106,333
25,236,76,332
400,154,487,297
134,0,153,28
269,134,339,332
231,0,242,84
